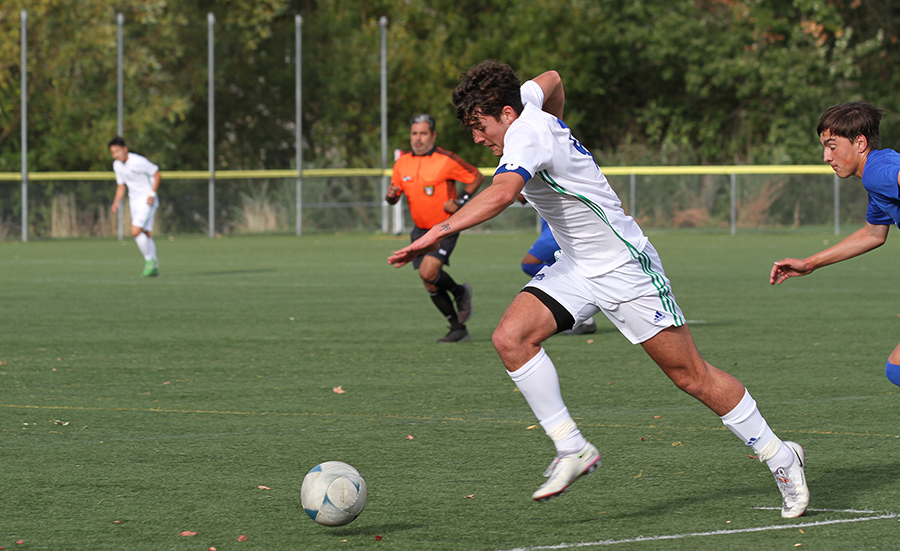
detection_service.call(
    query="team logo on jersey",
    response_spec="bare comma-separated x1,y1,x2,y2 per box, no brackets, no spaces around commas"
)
653,311,666,324
504,163,520,172
745,437,759,447
424,185,434,196
403,176,412,182
533,273,545,281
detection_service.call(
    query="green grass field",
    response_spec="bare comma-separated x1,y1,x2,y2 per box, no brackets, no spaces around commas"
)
1,230,898,551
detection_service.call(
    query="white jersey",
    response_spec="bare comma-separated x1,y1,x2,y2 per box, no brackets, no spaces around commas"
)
112,152,159,201
495,81,648,277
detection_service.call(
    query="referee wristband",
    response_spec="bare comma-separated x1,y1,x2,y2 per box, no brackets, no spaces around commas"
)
457,192,471,206
148,190,157,198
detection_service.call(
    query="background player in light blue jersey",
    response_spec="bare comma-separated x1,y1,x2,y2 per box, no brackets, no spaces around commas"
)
771,102,900,387
390,61,808,518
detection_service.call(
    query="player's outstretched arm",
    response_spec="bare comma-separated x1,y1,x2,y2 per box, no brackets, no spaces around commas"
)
389,172,525,268
770,223,889,285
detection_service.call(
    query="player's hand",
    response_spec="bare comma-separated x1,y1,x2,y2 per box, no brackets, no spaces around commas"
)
386,184,401,201
388,235,440,268
111,201,119,213
147,196,155,205
443,199,459,214
770,258,814,285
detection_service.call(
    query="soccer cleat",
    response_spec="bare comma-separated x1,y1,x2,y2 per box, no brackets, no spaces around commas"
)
141,260,159,277
532,442,601,502
564,318,597,336
436,327,471,343
455,283,474,324
773,441,809,519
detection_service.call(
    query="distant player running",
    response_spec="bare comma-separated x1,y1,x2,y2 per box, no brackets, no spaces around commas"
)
771,102,900,387
109,136,161,277
389,61,808,517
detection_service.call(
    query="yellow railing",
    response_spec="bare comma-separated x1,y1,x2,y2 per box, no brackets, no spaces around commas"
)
0,165,833,182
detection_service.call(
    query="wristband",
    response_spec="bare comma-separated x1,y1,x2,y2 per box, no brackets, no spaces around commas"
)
148,190,157,198
457,192,471,206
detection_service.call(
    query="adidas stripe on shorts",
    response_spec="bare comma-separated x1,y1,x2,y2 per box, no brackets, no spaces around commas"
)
525,242,685,344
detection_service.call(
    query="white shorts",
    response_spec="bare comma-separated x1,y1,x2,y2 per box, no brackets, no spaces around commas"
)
524,242,685,344
129,196,159,231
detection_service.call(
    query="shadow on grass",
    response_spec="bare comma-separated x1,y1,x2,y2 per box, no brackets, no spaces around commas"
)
332,522,424,536
187,269,278,277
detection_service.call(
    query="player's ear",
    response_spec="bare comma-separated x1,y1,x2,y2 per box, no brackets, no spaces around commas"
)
856,134,869,153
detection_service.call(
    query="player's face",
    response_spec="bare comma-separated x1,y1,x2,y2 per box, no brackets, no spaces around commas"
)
410,122,436,155
469,107,515,156
109,145,129,163
820,130,865,179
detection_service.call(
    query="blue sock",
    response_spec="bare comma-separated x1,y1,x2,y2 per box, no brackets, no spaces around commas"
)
522,262,552,277
885,360,900,387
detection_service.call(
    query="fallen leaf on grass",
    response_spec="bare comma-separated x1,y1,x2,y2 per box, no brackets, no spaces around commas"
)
333,385,346,394
799,529,805,534
53,420,69,426
209,547,217,551
113,520,122,524
587,339,594,344
406,435,414,440
526,425,538,430
237,534,248,542
179,531,198,537
375,535,383,541
258,485,273,490
749,454,759,459
465,494,474,499
653,415,662,419
17,541,25,545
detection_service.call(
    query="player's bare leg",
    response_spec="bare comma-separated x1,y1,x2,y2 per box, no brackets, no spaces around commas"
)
642,325,809,518
493,292,600,501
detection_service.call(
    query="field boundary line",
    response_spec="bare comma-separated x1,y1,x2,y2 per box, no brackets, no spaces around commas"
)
493,509,898,551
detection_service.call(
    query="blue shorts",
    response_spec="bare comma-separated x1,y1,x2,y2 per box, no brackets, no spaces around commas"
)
528,219,559,264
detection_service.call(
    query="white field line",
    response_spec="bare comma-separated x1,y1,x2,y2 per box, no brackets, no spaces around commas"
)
493,509,898,551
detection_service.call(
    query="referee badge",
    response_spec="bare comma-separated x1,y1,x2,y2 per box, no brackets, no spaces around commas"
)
424,185,434,196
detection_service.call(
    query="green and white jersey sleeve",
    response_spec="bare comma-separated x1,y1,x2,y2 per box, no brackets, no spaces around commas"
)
494,81,648,277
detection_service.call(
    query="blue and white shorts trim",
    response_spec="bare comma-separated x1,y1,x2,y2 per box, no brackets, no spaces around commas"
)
524,242,685,344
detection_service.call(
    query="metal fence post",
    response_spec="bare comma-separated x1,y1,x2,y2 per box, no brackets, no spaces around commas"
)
379,16,389,234
20,10,28,243
117,12,124,241
295,15,303,236
730,173,736,235
834,173,840,235
629,173,636,217
208,13,216,238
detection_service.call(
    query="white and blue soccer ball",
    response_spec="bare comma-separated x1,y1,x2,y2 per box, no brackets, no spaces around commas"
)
301,461,367,527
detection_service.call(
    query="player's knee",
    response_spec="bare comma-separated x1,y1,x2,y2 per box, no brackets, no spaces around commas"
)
885,360,900,387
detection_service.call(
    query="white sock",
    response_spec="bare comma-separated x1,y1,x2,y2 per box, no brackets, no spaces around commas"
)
509,348,587,456
134,233,152,260
720,389,793,472
146,236,158,265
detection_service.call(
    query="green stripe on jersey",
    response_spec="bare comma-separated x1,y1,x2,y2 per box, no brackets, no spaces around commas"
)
537,170,684,325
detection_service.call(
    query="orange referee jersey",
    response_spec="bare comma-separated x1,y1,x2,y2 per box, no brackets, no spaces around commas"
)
391,147,482,229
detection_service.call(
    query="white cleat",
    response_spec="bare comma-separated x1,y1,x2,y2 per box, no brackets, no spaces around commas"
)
774,441,809,519
532,442,601,502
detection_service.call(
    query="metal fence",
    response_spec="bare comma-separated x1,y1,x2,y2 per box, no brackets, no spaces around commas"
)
0,165,862,241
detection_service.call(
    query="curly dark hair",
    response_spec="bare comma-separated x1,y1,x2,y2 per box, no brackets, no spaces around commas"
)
452,60,523,128
817,102,883,150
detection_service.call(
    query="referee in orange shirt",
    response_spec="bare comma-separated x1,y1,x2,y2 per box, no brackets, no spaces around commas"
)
387,114,485,343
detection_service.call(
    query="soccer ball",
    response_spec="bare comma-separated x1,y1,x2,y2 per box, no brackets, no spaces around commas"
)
300,461,367,526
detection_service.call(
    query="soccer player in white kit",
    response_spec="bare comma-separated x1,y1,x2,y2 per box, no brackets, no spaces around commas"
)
109,137,161,277
388,61,810,518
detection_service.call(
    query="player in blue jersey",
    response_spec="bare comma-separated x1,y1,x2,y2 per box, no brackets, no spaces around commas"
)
521,214,596,335
771,102,900,387
389,61,807,517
